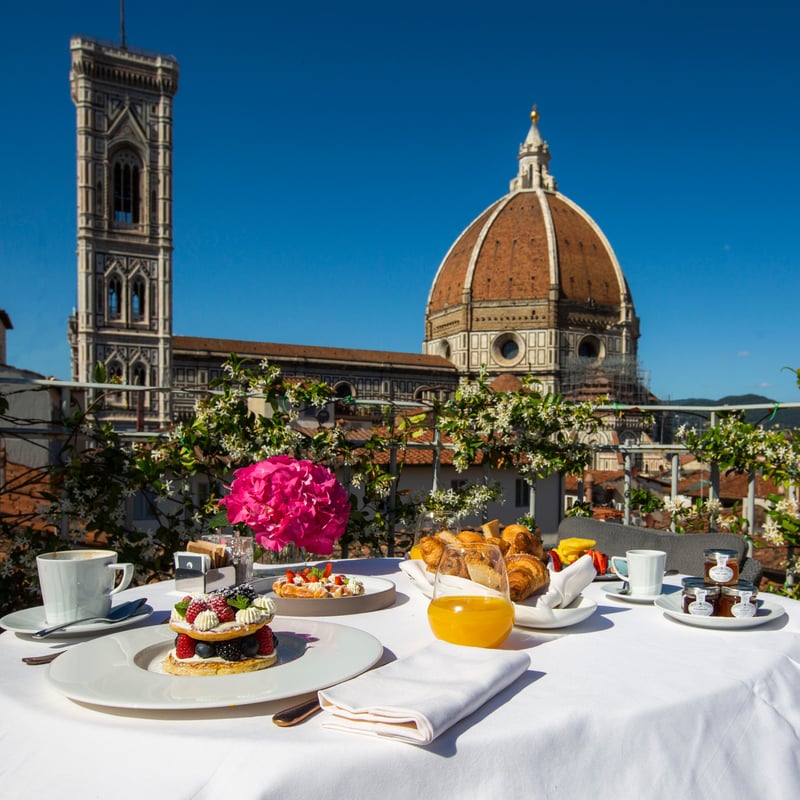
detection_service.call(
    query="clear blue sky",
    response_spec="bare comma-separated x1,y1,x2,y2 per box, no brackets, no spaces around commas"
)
2,1,799,402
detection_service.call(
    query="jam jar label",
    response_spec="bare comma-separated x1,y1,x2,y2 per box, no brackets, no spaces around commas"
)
731,591,756,618
709,554,734,584
688,599,714,616
688,589,714,616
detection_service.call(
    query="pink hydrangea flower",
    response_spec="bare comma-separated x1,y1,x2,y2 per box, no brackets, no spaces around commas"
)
219,455,350,555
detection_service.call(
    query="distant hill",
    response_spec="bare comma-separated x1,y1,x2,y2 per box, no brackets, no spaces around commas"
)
664,394,800,432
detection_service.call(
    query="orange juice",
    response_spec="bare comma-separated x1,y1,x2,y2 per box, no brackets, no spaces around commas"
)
427,595,514,648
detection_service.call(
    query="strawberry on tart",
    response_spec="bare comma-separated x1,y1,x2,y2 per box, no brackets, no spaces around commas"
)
164,583,279,676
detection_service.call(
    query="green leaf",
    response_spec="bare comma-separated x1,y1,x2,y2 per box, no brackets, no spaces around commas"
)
227,594,250,610
173,598,190,618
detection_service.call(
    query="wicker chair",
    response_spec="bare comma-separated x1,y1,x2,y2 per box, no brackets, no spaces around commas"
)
556,516,763,585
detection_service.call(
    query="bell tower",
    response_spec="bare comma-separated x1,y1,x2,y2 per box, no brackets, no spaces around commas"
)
68,36,178,429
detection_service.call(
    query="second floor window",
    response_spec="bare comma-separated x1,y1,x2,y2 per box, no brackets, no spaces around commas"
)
108,276,122,319
113,153,141,224
131,278,146,320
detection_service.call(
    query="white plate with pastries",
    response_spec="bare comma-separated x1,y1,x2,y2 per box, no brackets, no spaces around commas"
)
399,560,597,630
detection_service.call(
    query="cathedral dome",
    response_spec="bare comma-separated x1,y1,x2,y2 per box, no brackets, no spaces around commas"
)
423,108,640,400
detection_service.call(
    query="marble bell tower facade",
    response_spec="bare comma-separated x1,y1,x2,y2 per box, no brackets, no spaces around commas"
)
68,36,179,429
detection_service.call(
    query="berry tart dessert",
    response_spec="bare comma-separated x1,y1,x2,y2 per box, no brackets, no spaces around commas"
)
164,583,279,676
272,563,365,599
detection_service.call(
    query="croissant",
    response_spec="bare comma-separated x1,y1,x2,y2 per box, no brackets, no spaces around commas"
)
483,536,510,556
505,553,550,602
418,535,446,571
501,525,545,560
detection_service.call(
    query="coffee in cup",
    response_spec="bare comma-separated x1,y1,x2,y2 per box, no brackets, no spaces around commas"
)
36,550,134,625
610,549,666,596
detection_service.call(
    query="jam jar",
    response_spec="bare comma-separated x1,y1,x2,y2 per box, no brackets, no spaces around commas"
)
703,548,740,586
681,579,720,616
719,581,759,618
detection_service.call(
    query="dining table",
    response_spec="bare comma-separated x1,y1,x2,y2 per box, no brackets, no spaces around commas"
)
1,556,798,799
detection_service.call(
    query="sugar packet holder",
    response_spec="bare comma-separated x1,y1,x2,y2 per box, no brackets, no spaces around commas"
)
173,551,235,592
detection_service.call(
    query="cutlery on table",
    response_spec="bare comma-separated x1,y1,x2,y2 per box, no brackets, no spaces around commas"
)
32,597,148,639
272,696,322,727
22,651,65,666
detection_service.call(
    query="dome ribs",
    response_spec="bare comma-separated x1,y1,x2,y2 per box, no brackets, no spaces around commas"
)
546,195,620,305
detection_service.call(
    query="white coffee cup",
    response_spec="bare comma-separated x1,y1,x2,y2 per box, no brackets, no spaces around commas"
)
610,549,666,596
36,550,134,625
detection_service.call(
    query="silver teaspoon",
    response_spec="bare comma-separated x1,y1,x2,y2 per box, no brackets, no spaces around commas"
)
32,598,147,638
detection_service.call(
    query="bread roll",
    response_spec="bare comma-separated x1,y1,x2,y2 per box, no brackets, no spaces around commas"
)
457,531,485,544
464,552,504,590
505,553,550,602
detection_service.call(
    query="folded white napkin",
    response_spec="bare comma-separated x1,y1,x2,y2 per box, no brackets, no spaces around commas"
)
537,553,597,609
398,559,435,596
318,640,530,745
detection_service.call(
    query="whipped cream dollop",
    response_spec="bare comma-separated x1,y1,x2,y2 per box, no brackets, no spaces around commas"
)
193,609,220,631
253,596,276,617
235,606,265,624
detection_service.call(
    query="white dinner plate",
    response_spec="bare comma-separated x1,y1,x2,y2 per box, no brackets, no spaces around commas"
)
603,583,665,604
399,560,596,629
46,618,383,710
0,603,153,637
654,593,787,630
266,575,397,617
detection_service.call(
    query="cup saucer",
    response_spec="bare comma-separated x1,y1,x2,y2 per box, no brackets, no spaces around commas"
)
603,582,664,604
0,602,152,637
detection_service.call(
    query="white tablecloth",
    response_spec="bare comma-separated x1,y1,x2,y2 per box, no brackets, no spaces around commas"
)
1,558,799,799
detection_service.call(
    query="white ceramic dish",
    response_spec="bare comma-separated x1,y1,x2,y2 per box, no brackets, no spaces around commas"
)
267,575,396,617
0,603,153,637
603,582,665,604
45,618,383,710
399,560,596,629
513,595,597,629
654,593,787,630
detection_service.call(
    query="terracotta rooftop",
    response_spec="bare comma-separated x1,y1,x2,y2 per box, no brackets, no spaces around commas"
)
174,336,457,372
490,373,524,392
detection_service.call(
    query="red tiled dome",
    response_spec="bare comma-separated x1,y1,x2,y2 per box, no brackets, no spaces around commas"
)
428,190,625,315
422,108,640,401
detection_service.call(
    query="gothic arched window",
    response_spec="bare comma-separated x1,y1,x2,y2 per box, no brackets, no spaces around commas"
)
112,151,142,224
131,277,146,321
132,362,146,386
108,276,122,320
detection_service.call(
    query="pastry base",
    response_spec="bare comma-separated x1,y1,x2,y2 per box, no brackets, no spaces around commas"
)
162,649,278,676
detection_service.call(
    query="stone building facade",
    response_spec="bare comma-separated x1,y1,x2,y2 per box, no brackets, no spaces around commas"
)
68,37,178,429
424,108,644,404
67,39,648,437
